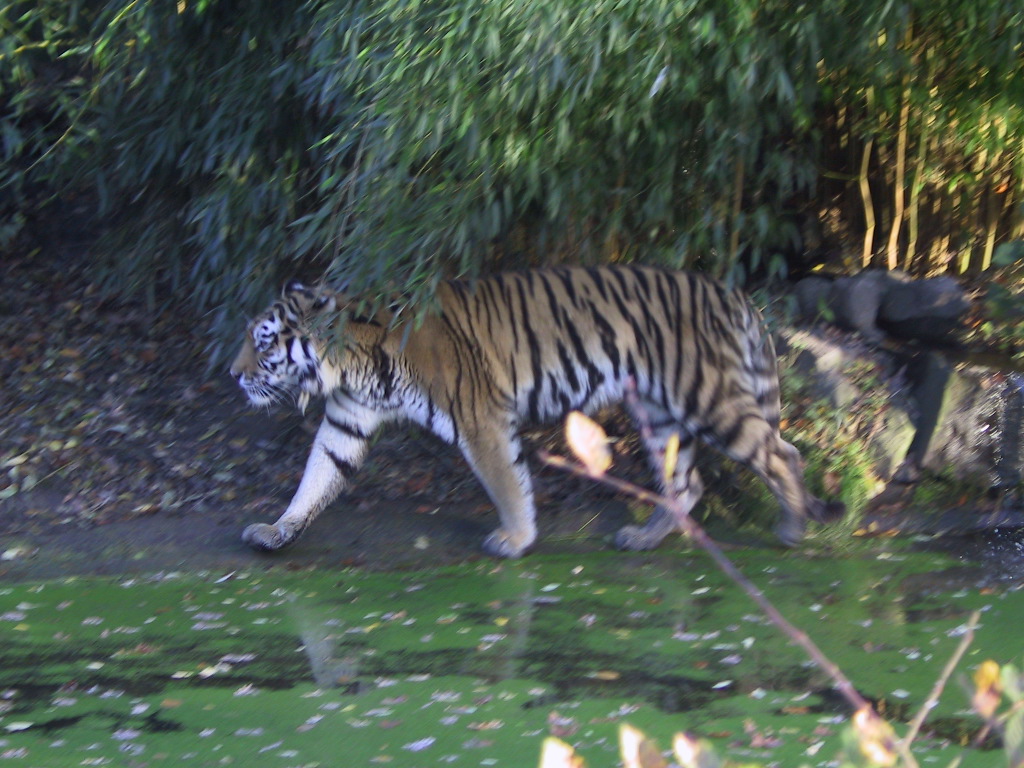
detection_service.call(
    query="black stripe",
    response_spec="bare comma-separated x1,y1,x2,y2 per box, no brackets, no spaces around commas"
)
554,268,578,306
478,279,500,339
373,348,395,400
325,413,369,440
670,275,686,407
539,273,564,329
556,339,581,392
586,267,608,301
647,415,678,431
518,282,544,423
633,266,652,300
349,314,383,326
684,277,705,418
563,317,604,396
590,305,621,378
604,274,634,323
609,267,633,300
325,448,357,479
499,275,520,351
715,413,756,459
637,295,665,383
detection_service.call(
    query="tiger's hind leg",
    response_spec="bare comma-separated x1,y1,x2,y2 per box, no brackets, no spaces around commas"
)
615,404,703,551
704,398,844,546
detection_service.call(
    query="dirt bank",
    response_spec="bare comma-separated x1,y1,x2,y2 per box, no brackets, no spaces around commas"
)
1,243,647,581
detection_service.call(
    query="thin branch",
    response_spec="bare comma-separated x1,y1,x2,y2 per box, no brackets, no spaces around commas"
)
538,450,872,713
901,610,981,750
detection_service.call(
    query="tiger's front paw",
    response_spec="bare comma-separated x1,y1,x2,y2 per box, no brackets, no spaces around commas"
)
242,523,290,552
614,525,663,551
482,528,534,559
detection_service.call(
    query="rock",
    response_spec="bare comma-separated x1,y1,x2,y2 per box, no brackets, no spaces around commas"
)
789,332,859,410
791,270,968,345
793,277,832,319
780,330,1023,498
829,271,897,341
900,351,953,476
867,407,917,482
920,368,1021,488
879,276,970,342
783,328,913,479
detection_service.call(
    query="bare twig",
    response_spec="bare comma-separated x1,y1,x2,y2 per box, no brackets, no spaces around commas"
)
901,610,981,750
974,697,1024,752
538,450,872,714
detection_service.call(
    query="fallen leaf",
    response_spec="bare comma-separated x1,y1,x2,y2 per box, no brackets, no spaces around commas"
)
565,411,612,476
539,737,584,768
619,723,667,768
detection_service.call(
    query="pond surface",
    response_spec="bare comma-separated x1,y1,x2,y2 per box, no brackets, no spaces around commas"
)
1,543,1021,766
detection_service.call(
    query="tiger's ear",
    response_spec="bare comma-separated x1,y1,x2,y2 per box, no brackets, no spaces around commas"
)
311,289,337,313
283,281,337,315
284,279,311,296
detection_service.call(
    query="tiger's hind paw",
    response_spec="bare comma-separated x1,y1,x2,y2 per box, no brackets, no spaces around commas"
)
242,522,290,552
814,500,846,524
613,525,664,551
774,516,808,548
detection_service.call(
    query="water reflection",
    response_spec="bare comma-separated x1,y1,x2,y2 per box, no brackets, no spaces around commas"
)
1,547,1019,766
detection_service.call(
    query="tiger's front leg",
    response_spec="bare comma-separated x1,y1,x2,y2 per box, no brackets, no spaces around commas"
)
242,402,376,551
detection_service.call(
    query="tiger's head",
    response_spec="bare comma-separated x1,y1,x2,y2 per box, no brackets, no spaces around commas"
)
230,281,337,411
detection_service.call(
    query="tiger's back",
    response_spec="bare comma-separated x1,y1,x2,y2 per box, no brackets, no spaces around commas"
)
231,265,841,558
424,266,780,430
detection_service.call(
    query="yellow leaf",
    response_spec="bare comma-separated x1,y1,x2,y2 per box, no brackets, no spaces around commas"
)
538,736,584,768
565,412,612,477
619,724,666,768
972,660,1002,718
852,708,897,767
663,432,680,487
974,660,1001,692
672,732,723,768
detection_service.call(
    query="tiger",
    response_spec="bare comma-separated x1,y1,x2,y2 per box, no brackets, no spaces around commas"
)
230,265,843,559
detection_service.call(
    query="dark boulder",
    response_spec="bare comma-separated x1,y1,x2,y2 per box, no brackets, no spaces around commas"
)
878,276,970,343
792,270,968,344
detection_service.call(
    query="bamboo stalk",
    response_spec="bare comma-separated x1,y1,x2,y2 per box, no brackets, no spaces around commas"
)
982,163,1002,272
860,138,875,268
887,91,910,270
906,47,934,273
957,190,972,273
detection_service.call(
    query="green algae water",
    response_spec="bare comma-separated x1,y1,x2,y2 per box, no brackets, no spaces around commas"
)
1,545,1020,766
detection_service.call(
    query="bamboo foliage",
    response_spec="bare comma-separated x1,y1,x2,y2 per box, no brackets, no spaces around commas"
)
1,0,1022,348
823,0,1024,273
